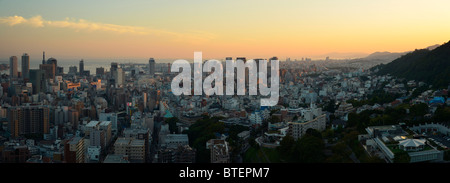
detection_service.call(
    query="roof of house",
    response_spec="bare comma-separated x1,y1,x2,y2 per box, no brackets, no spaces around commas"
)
429,97,445,104
399,139,426,148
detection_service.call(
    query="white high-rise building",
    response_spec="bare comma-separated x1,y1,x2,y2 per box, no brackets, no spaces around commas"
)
288,104,326,140
115,68,125,87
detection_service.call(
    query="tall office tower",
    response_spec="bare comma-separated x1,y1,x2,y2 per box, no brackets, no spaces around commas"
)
96,67,105,76
149,58,155,76
39,63,55,79
109,62,119,87
56,66,64,75
79,59,84,75
64,137,85,163
7,105,50,138
47,57,64,78
68,109,79,130
47,57,57,68
21,53,30,79
9,56,18,78
111,62,118,71
68,66,77,75
116,68,125,86
29,69,46,94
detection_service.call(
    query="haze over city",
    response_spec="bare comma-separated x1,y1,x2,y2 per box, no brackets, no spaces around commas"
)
1,0,450,60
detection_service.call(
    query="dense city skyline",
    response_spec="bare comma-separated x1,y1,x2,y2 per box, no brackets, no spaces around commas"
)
0,0,450,170
1,0,450,60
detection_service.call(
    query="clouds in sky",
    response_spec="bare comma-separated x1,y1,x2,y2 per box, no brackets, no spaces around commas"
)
0,15,157,35
0,15,215,44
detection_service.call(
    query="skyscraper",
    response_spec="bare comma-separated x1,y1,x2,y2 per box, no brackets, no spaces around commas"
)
116,68,125,86
111,62,118,72
39,63,55,79
21,53,30,79
9,56,18,78
42,52,45,65
149,58,155,76
29,69,46,94
79,59,84,75
96,67,105,76
109,62,119,87
47,57,57,68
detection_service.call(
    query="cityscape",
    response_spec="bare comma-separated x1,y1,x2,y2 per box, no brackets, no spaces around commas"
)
0,1,449,165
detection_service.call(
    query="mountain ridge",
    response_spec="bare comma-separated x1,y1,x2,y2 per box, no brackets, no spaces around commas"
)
374,41,450,89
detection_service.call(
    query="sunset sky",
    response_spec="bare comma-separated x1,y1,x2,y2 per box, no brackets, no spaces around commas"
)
0,0,449,60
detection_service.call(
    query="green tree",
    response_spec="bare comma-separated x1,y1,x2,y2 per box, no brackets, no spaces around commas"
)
185,116,225,163
305,128,322,139
410,103,429,117
165,117,179,134
324,100,337,113
278,134,295,159
433,106,450,122
293,135,325,163
346,113,360,128
393,151,411,163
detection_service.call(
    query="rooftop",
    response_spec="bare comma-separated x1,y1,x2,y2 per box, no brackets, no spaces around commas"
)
68,137,83,145
130,139,145,146
103,154,129,163
99,121,111,126
86,121,100,128
114,138,131,146
399,139,426,148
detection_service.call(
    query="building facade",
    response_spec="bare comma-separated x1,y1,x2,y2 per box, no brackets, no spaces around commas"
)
64,137,85,163
21,53,30,79
7,105,50,138
288,114,326,140
10,56,18,78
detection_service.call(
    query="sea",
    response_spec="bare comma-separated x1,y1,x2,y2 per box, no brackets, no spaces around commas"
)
0,58,179,75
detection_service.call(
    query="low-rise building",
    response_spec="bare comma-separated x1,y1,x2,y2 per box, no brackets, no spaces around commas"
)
87,146,101,162
113,137,146,163
161,134,189,149
362,125,444,163
206,139,230,163
288,114,326,140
